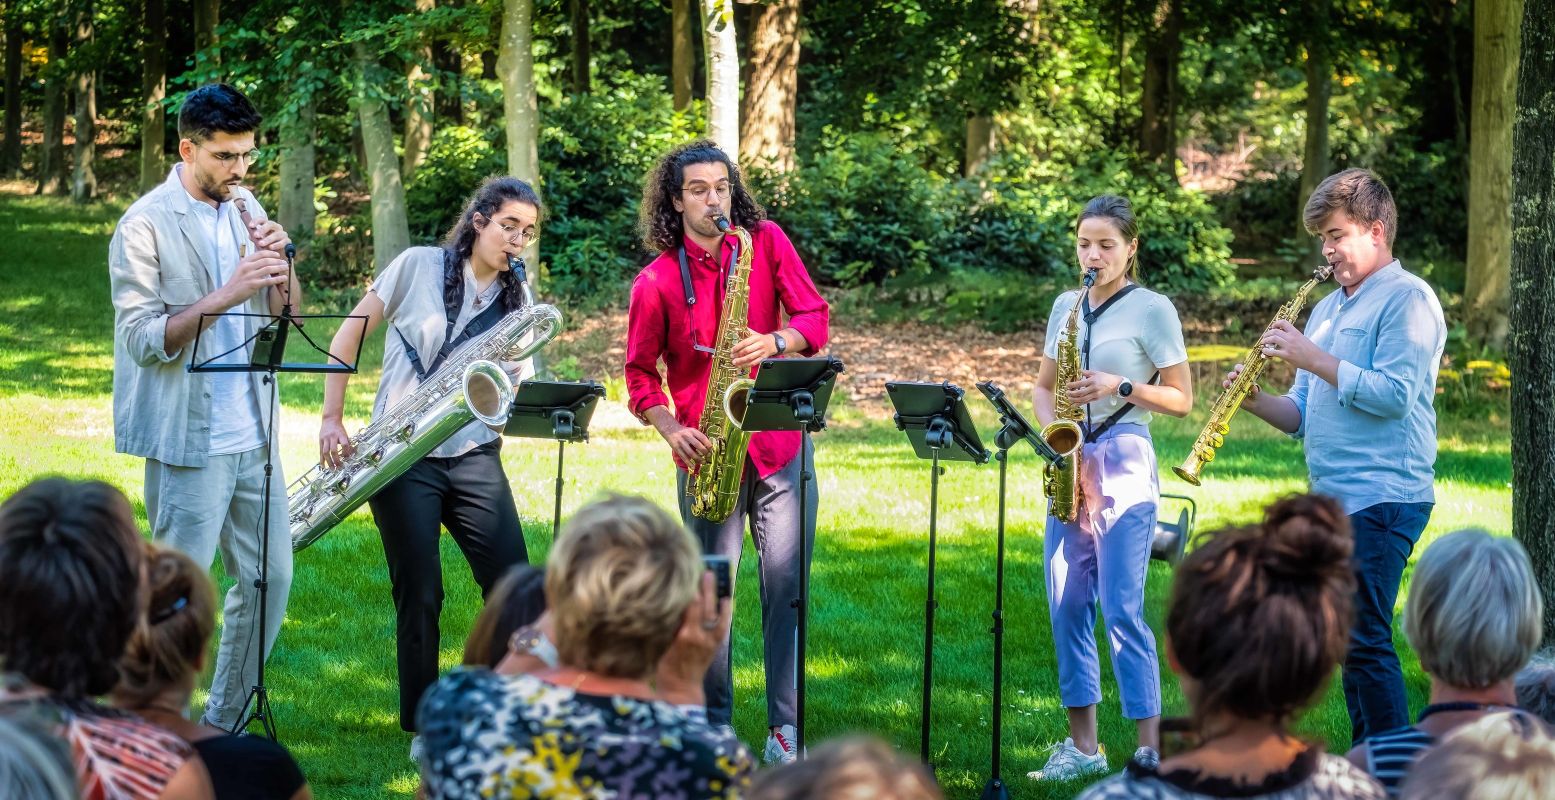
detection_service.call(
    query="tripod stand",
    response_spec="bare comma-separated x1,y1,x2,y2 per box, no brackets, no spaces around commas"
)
190,245,363,739
503,380,606,538
886,381,989,769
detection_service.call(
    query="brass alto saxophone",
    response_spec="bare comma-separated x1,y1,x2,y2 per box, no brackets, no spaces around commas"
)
687,216,756,523
1042,269,1095,523
1173,264,1334,485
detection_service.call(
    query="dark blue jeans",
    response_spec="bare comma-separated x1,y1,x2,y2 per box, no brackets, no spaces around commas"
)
1343,501,1432,745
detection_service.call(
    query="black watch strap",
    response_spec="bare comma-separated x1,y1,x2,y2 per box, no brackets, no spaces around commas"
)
773,331,787,354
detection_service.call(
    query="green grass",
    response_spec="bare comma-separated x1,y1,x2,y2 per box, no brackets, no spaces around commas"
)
0,194,1513,799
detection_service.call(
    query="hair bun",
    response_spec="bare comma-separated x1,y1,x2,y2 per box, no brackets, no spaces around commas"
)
1255,494,1353,584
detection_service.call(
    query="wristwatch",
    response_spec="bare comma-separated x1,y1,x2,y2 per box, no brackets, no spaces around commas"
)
1115,378,1134,399
772,331,788,355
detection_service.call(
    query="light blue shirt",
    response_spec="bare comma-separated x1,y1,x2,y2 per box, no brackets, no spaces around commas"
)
1286,260,1445,514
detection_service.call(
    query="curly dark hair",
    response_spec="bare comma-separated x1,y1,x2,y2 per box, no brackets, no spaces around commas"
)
441,176,543,317
639,139,765,254
0,478,147,698
1167,493,1355,729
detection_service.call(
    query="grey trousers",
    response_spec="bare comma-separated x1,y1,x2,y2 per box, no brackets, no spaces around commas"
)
676,437,816,728
145,447,293,731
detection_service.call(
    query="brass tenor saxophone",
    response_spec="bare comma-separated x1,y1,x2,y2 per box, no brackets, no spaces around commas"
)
1173,264,1333,485
687,216,756,523
1042,269,1095,523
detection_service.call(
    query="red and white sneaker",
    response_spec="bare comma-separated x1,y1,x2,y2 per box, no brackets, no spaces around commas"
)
764,724,799,765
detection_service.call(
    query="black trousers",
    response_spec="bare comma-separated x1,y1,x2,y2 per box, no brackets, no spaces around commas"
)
368,438,528,731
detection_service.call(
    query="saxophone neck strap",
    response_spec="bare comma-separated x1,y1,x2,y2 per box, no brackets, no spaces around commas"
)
1077,283,1154,442
398,298,507,382
677,238,741,308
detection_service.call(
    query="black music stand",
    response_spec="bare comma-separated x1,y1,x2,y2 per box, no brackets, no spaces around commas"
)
189,249,365,741
975,381,1067,800
886,381,989,770
503,380,607,539
742,355,844,757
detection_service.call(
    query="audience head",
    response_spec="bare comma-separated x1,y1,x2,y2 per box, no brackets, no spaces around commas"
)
1166,494,1355,728
1517,649,1555,728
747,736,941,800
0,716,76,800
545,494,702,680
0,478,146,697
1404,529,1542,691
464,563,547,668
1399,710,1555,799
114,546,217,706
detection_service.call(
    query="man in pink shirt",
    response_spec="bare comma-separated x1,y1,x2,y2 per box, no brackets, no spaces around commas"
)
625,140,830,764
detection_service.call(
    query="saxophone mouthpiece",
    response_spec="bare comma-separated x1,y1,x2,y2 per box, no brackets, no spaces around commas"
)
1314,264,1335,282
1083,268,1097,288
508,254,529,284
713,215,732,233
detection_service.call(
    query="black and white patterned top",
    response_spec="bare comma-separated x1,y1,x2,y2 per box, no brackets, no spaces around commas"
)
1357,726,1435,798
1078,747,1387,800
418,668,754,800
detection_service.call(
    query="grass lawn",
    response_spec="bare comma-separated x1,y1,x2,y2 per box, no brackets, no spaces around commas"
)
0,194,1513,799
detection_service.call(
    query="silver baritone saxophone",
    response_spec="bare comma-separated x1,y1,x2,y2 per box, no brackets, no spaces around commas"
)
688,216,756,523
287,256,563,551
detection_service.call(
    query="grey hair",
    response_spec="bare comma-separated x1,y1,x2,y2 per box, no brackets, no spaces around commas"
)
1403,529,1544,690
1399,711,1555,800
0,717,76,800
1517,649,1555,728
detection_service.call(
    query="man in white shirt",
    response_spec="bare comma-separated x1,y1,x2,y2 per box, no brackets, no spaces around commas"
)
109,83,300,731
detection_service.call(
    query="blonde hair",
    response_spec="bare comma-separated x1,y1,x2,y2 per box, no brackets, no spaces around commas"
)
748,736,941,800
1404,529,1543,690
545,494,701,680
1400,711,1555,799
114,546,217,706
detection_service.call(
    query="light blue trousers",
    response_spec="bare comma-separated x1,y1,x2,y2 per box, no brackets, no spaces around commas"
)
1042,422,1162,719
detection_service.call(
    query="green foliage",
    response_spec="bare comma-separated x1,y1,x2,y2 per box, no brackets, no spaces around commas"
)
404,125,507,245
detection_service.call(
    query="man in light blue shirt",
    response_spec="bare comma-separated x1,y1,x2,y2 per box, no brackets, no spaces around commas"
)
1229,169,1445,745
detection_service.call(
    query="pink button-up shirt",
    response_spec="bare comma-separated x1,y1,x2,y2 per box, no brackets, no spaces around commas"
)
625,220,831,478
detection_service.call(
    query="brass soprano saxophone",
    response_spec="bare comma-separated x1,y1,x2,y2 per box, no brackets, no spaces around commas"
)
688,216,756,523
1173,264,1333,485
287,257,562,550
1042,269,1095,523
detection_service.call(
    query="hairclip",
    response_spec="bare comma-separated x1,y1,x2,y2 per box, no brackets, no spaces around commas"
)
150,596,189,624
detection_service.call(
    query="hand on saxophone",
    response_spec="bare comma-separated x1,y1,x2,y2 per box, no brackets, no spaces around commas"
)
653,415,713,468
1066,369,1123,404
1258,320,1321,372
732,328,779,370
319,416,356,470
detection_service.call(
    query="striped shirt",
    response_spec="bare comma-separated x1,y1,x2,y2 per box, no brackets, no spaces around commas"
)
1361,726,1435,797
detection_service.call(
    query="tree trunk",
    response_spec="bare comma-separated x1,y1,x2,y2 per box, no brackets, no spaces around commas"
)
964,115,995,177
434,35,463,123
672,0,693,111
740,0,798,173
497,0,540,275
1510,0,1555,645
72,0,96,203
352,41,411,273
38,14,68,196
194,0,218,68
1138,0,1180,164
570,0,590,94
699,0,739,160
278,93,316,248
1299,0,1332,256
2,8,23,177
1464,0,1522,350
402,0,436,182
140,0,167,191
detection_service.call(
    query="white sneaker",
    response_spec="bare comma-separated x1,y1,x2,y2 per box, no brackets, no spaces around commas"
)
764,724,798,765
1133,746,1160,770
1026,738,1107,781
409,734,425,764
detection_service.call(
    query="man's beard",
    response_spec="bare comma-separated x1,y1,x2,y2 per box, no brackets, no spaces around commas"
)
686,212,723,239
196,169,237,203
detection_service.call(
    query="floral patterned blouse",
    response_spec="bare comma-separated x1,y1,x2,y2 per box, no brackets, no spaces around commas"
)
418,668,754,800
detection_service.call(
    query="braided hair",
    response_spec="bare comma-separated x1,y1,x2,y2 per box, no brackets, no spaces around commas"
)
441,176,543,317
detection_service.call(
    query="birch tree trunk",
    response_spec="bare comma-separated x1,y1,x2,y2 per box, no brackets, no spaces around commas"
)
1510,0,1555,645
699,0,739,160
497,0,541,274
1464,0,1523,350
402,0,436,182
71,0,96,203
278,93,316,248
140,0,167,191
672,0,694,112
741,0,798,173
353,41,411,272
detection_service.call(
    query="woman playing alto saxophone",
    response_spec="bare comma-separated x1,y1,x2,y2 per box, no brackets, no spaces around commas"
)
1027,195,1194,782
